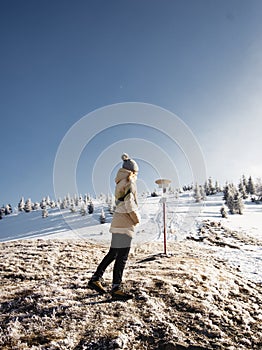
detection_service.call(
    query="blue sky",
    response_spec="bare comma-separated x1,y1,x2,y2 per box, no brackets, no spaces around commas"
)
1,0,262,206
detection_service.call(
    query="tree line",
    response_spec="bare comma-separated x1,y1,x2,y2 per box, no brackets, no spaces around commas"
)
1,193,113,224
193,175,262,217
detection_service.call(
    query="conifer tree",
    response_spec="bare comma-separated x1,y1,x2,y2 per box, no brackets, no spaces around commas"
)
18,197,25,211
84,194,89,205
4,204,11,215
238,180,248,199
88,201,94,214
200,185,206,201
208,177,216,195
60,198,67,209
193,183,202,202
46,196,51,207
234,191,244,214
42,208,48,218
242,175,248,189
227,192,235,214
215,181,221,193
204,181,209,196
220,206,227,218
80,204,87,216
223,183,230,202
70,202,77,213
50,200,56,208
66,193,71,207
33,202,40,210
247,176,255,195
24,198,32,213
225,184,244,214
40,198,47,209
255,178,262,201
100,208,106,224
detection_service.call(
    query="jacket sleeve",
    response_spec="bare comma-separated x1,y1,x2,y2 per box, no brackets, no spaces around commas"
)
124,183,140,225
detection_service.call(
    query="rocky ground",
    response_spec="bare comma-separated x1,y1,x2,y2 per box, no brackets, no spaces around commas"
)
189,220,262,248
0,230,261,349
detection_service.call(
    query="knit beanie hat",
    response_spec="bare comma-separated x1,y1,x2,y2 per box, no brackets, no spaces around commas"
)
121,153,139,172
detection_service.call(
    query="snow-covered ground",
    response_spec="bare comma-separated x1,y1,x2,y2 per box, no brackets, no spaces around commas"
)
0,192,261,283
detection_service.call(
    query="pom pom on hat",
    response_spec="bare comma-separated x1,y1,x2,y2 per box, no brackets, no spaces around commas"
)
121,153,130,161
121,153,139,172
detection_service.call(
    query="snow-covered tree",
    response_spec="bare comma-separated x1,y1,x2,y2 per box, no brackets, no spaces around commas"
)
255,178,262,201
60,198,67,209
45,196,51,207
33,202,40,210
24,198,32,213
49,200,56,208
66,193,71,207
75,197,80,207
220,206,228,218
204,177,216,196
100,208,106,224
223,183,230,202
4,204,12,215
18,197,25,211
200,185,206,201
238,179,248,199
70,203,77,213
208,177,216,195
80,204,87,216
234,191,244,214
40,198,47,209
183,185,193,191
151,191,158,197
215,181,222,193
42,208,48,218
242,175,248,189
247,176,255,195
193,183,202,202
226,192,235,214
225,184,244,214
88,201,94,214
84,194,89,205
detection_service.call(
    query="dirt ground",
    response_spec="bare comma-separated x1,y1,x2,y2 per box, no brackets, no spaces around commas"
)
0,238,261,349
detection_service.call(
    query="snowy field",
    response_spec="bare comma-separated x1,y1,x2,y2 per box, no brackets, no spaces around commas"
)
0,192,262,283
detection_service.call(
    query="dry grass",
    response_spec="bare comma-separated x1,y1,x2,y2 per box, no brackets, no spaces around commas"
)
0,239,261,349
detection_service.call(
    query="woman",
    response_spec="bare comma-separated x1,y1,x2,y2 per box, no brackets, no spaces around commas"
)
88,153,140,300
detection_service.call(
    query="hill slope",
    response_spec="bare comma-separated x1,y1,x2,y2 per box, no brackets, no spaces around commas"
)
0,239,261,350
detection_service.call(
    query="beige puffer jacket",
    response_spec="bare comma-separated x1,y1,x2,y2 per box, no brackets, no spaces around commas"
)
109,168,140,237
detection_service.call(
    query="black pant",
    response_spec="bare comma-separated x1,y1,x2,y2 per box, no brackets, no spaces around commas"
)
93,247,130,286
